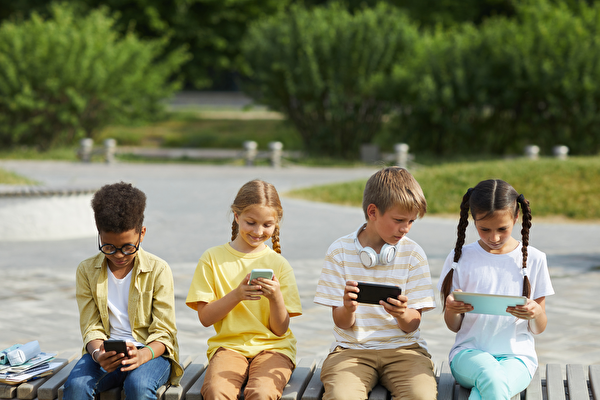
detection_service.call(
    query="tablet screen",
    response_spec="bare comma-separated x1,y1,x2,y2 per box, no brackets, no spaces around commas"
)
453,292,527,316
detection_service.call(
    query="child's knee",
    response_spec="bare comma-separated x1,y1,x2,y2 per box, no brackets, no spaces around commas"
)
243,385,280,400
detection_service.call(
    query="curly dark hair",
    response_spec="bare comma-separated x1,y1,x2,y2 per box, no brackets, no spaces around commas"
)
91,182,146,233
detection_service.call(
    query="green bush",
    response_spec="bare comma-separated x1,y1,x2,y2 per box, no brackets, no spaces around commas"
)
241,3,419,159
0,3,189,150
382,0,600,156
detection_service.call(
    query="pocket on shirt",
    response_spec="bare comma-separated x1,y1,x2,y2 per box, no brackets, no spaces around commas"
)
136,290,154,326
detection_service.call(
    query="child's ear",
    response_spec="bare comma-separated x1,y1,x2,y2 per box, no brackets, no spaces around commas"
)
140,226,147,242
233,212,239,223
366,204,379,221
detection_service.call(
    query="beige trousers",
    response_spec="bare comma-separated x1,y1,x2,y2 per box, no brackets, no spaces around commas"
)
201,347,294,400
320,344,437,400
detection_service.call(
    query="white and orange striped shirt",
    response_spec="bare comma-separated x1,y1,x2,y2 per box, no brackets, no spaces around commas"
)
314,226,436,352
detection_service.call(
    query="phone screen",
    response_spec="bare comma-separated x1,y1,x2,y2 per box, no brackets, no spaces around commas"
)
249,269,274,282
356,282,402,305
104,339,128,357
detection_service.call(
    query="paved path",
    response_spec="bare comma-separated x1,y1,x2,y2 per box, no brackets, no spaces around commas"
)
1,160,600,369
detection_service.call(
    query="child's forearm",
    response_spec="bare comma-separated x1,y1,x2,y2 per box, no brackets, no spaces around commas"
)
395,308,422,333
444,310,463,332
332,306,356,329
197,291,241,327
269,293,290,336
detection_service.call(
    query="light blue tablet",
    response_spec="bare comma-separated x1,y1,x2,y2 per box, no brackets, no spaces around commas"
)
453,292,527,316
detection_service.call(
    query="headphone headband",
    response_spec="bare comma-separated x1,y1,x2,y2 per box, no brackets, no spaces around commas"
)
354,225,398,268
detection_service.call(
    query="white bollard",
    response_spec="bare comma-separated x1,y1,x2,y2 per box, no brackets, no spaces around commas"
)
269,141,283,168
78,138,94,163
104,138,117,164
243,141,258,166
524,145,540,160
553,145,569,160
394,143,410,169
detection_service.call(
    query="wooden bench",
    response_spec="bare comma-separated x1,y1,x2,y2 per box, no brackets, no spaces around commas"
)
5,355,598,400
0,351,78,400
300,359,600,400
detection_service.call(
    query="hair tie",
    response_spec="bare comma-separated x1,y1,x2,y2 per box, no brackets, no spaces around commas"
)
518,194,525,202
451,262,458,270
467,188,474,194
522,268,528,277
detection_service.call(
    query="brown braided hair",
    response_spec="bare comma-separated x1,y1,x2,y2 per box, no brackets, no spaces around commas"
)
440,180,532,310
230,179,284,254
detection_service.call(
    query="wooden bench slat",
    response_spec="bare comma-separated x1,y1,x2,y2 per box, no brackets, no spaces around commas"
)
566,364,588,400
456,384,470,400
164,356,206,400
301,359,324,400
437,361,455,400
184,368,205,400
0,382,18,398
16,352,79,400
589,365,600,400
525,367,543,400
368,384,388,400
38,357,80,400
546,364,566,400
282,358,317,400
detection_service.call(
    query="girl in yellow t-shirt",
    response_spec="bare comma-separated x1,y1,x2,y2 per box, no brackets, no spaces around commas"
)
186,179,302,400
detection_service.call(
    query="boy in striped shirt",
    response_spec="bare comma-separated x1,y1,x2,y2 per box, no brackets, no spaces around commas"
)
314,167,437,400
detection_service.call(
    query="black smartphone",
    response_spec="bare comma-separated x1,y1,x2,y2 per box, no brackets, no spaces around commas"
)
104,339,128,357
356,282,402,305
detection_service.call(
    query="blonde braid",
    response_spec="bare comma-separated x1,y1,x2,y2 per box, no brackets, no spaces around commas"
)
231,220,238,242
271,226,281,254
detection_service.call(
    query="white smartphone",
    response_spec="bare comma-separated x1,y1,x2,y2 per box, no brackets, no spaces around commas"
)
249,269,274,282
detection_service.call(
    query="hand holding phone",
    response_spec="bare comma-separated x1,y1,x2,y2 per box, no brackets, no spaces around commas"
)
356,282,402,305
249,269,274,283
103,339,128,358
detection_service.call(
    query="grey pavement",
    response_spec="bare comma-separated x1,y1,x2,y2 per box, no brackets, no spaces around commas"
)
1,160,600,369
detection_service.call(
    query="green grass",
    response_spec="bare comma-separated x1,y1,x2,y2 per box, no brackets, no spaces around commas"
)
97,112,303,151
285,156,600,220
0,168,37,185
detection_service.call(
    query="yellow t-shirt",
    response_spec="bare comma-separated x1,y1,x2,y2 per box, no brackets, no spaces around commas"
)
186,243,302,364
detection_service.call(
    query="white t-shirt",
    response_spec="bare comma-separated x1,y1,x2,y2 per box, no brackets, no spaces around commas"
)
437,241,554,376
107,268,143,347
314,226,436,352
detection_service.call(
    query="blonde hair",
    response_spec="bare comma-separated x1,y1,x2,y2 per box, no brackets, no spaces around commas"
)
362,167,427,219
230,180,284,253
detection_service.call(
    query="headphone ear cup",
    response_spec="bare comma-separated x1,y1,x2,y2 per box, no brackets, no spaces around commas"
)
358,247,378,268
379,244,397,265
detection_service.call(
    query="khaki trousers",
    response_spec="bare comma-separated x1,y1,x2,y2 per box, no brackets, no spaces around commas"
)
320,344,437,400
201,347,294,400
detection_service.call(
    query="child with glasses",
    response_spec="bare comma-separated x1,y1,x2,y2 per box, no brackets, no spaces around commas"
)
63,182,183,400
186,179,302,400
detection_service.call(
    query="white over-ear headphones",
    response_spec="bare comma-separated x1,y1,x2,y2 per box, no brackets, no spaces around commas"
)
354,225,397,268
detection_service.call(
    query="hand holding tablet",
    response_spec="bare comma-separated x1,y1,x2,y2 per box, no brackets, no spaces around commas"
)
452,292,527,316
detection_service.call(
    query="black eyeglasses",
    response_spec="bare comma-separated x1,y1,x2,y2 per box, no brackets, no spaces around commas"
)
98,231,141,255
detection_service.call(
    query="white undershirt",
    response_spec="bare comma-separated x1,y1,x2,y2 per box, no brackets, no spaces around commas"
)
107,267,143,347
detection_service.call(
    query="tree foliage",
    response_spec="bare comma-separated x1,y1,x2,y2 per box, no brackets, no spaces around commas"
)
0,3,189,149
380,0,600,156
241,3,418,159
0,0,290,89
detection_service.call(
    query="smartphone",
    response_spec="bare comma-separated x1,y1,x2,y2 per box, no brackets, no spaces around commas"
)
356,282,402,305
249,269,274,282
104,339,128,357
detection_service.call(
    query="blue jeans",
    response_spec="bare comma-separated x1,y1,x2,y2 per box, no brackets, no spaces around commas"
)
450,349,532,400
63,353,171,400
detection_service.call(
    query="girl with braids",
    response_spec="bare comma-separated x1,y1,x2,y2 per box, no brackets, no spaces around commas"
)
438,179,554,400
186,179,302,400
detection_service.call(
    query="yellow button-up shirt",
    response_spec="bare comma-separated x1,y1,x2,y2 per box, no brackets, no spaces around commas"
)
75,248,183,385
